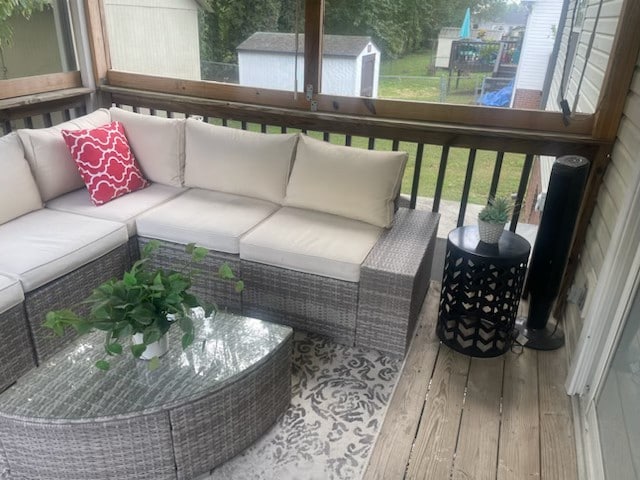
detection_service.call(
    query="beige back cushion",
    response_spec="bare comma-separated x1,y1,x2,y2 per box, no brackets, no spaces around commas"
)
184,119,298,204
110,107,185,187
284,135,408,228
17,109,111,201
0,133,43,225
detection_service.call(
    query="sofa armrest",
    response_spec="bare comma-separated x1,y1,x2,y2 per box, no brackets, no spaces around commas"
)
356,208,439,356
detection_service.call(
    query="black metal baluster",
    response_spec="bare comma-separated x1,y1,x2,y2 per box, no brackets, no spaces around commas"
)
3,120,12,134
323,132,330,142
241,121,247,130
510,154,534,232
167,111,175,118
488,151,504,201
222,118,228,127
132,106,139,114
457,148,477,227
433,145,450,213
368,137,375,150
261,124,267,133
24,117,34,129
150,109,157,116
43,113,53,128
62,109,72,121
410,143,424,209
281,126,287,133
392,140,400,151
345,135,352,146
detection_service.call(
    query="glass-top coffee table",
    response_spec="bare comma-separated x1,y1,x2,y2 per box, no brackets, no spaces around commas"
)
0,310,292,480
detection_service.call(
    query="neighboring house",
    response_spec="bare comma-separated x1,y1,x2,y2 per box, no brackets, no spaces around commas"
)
512,0,563,109
435,27,503,69
542,0,640,478
237,32,381,98
103,0,203,80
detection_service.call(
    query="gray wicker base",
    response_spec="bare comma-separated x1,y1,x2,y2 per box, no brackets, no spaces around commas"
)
0,304,35,394
24,243,129,364
241,260,358,346
138,237,242,313
0,315,292,480
357,209,439,356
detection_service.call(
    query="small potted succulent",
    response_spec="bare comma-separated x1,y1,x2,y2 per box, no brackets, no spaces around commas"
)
44,240,243,370
478,196,513,244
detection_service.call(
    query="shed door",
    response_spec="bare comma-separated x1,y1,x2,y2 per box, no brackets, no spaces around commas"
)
360,54,375,97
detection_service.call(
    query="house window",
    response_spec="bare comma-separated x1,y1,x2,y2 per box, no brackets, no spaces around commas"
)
0,1,76,80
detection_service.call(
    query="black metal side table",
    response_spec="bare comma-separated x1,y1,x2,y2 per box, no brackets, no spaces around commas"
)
437,225,530,357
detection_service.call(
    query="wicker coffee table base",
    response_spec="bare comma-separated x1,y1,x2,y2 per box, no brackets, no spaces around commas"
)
0,336,291,480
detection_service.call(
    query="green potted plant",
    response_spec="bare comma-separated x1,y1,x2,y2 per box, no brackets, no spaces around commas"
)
478,196,514,244
44,240,243,370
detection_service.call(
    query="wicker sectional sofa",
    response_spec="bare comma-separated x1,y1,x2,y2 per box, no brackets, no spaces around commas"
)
0,107,439,393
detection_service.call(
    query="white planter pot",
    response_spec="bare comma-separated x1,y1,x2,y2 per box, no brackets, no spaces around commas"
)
478,219,506,244
132,333,169,360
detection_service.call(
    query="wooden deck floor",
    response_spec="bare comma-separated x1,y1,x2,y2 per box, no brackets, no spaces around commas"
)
365,281,578,480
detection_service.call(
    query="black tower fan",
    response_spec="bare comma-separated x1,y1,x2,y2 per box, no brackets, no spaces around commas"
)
517,155,590,350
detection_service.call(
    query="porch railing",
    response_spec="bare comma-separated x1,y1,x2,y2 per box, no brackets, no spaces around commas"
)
0,86,601,237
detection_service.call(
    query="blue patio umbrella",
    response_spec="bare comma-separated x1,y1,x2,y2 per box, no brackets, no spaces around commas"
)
459,7,471,38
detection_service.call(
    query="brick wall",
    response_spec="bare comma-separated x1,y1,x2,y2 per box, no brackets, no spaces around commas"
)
513,89,542,109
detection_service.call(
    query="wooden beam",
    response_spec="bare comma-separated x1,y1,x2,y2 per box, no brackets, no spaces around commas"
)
106,71,595,135
103,85,604,157
0,88,92,115
84,0,111,85
0,72,82,100
304,0,324,97
592,0,640,140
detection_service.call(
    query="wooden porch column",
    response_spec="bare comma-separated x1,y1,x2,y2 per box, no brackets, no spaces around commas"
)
304,0,324,98
84,1,111,90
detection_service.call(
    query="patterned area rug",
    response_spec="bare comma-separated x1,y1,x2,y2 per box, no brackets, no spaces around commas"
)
202,332,402,480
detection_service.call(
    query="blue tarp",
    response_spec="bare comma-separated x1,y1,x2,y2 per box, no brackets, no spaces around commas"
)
479,80,514,107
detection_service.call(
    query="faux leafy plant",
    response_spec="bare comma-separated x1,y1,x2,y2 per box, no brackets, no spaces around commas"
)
44,240,244,371
478,196,513,224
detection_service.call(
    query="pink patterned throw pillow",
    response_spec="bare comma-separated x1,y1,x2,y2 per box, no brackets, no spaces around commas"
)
61,121,148,205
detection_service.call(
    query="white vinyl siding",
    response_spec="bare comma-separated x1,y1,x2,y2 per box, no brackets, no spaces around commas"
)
103,0,201,80
566,52,640,352
515,0,563,92
546,0,622,113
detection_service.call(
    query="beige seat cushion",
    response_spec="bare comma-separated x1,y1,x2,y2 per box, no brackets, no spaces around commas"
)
239,207,383,282
0,275,24,313
184,119,298,204
136,189,279,254
110,108,185,187
0,210,128,292
284,135,407,228
0,133,43,225
46,184,187,236
17,109,111,201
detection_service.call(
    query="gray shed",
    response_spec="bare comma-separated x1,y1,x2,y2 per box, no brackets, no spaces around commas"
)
237,32,381,97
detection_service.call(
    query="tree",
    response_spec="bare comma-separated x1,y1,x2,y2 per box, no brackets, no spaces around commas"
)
0,0,50,48
199,0,282,63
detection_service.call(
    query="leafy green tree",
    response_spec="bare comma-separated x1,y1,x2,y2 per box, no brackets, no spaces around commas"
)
0,0,50,48
199,0,282,63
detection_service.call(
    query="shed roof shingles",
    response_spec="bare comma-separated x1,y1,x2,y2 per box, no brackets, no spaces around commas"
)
237,32,373,57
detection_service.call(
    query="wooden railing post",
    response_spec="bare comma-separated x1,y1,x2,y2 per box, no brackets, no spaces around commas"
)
304,0,324,99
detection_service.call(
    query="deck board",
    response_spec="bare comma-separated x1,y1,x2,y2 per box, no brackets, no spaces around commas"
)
364,286,442,480
365,281,578,480
452,356,505,480
538,348,579,480
405,346,470,479
497,347,540,480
